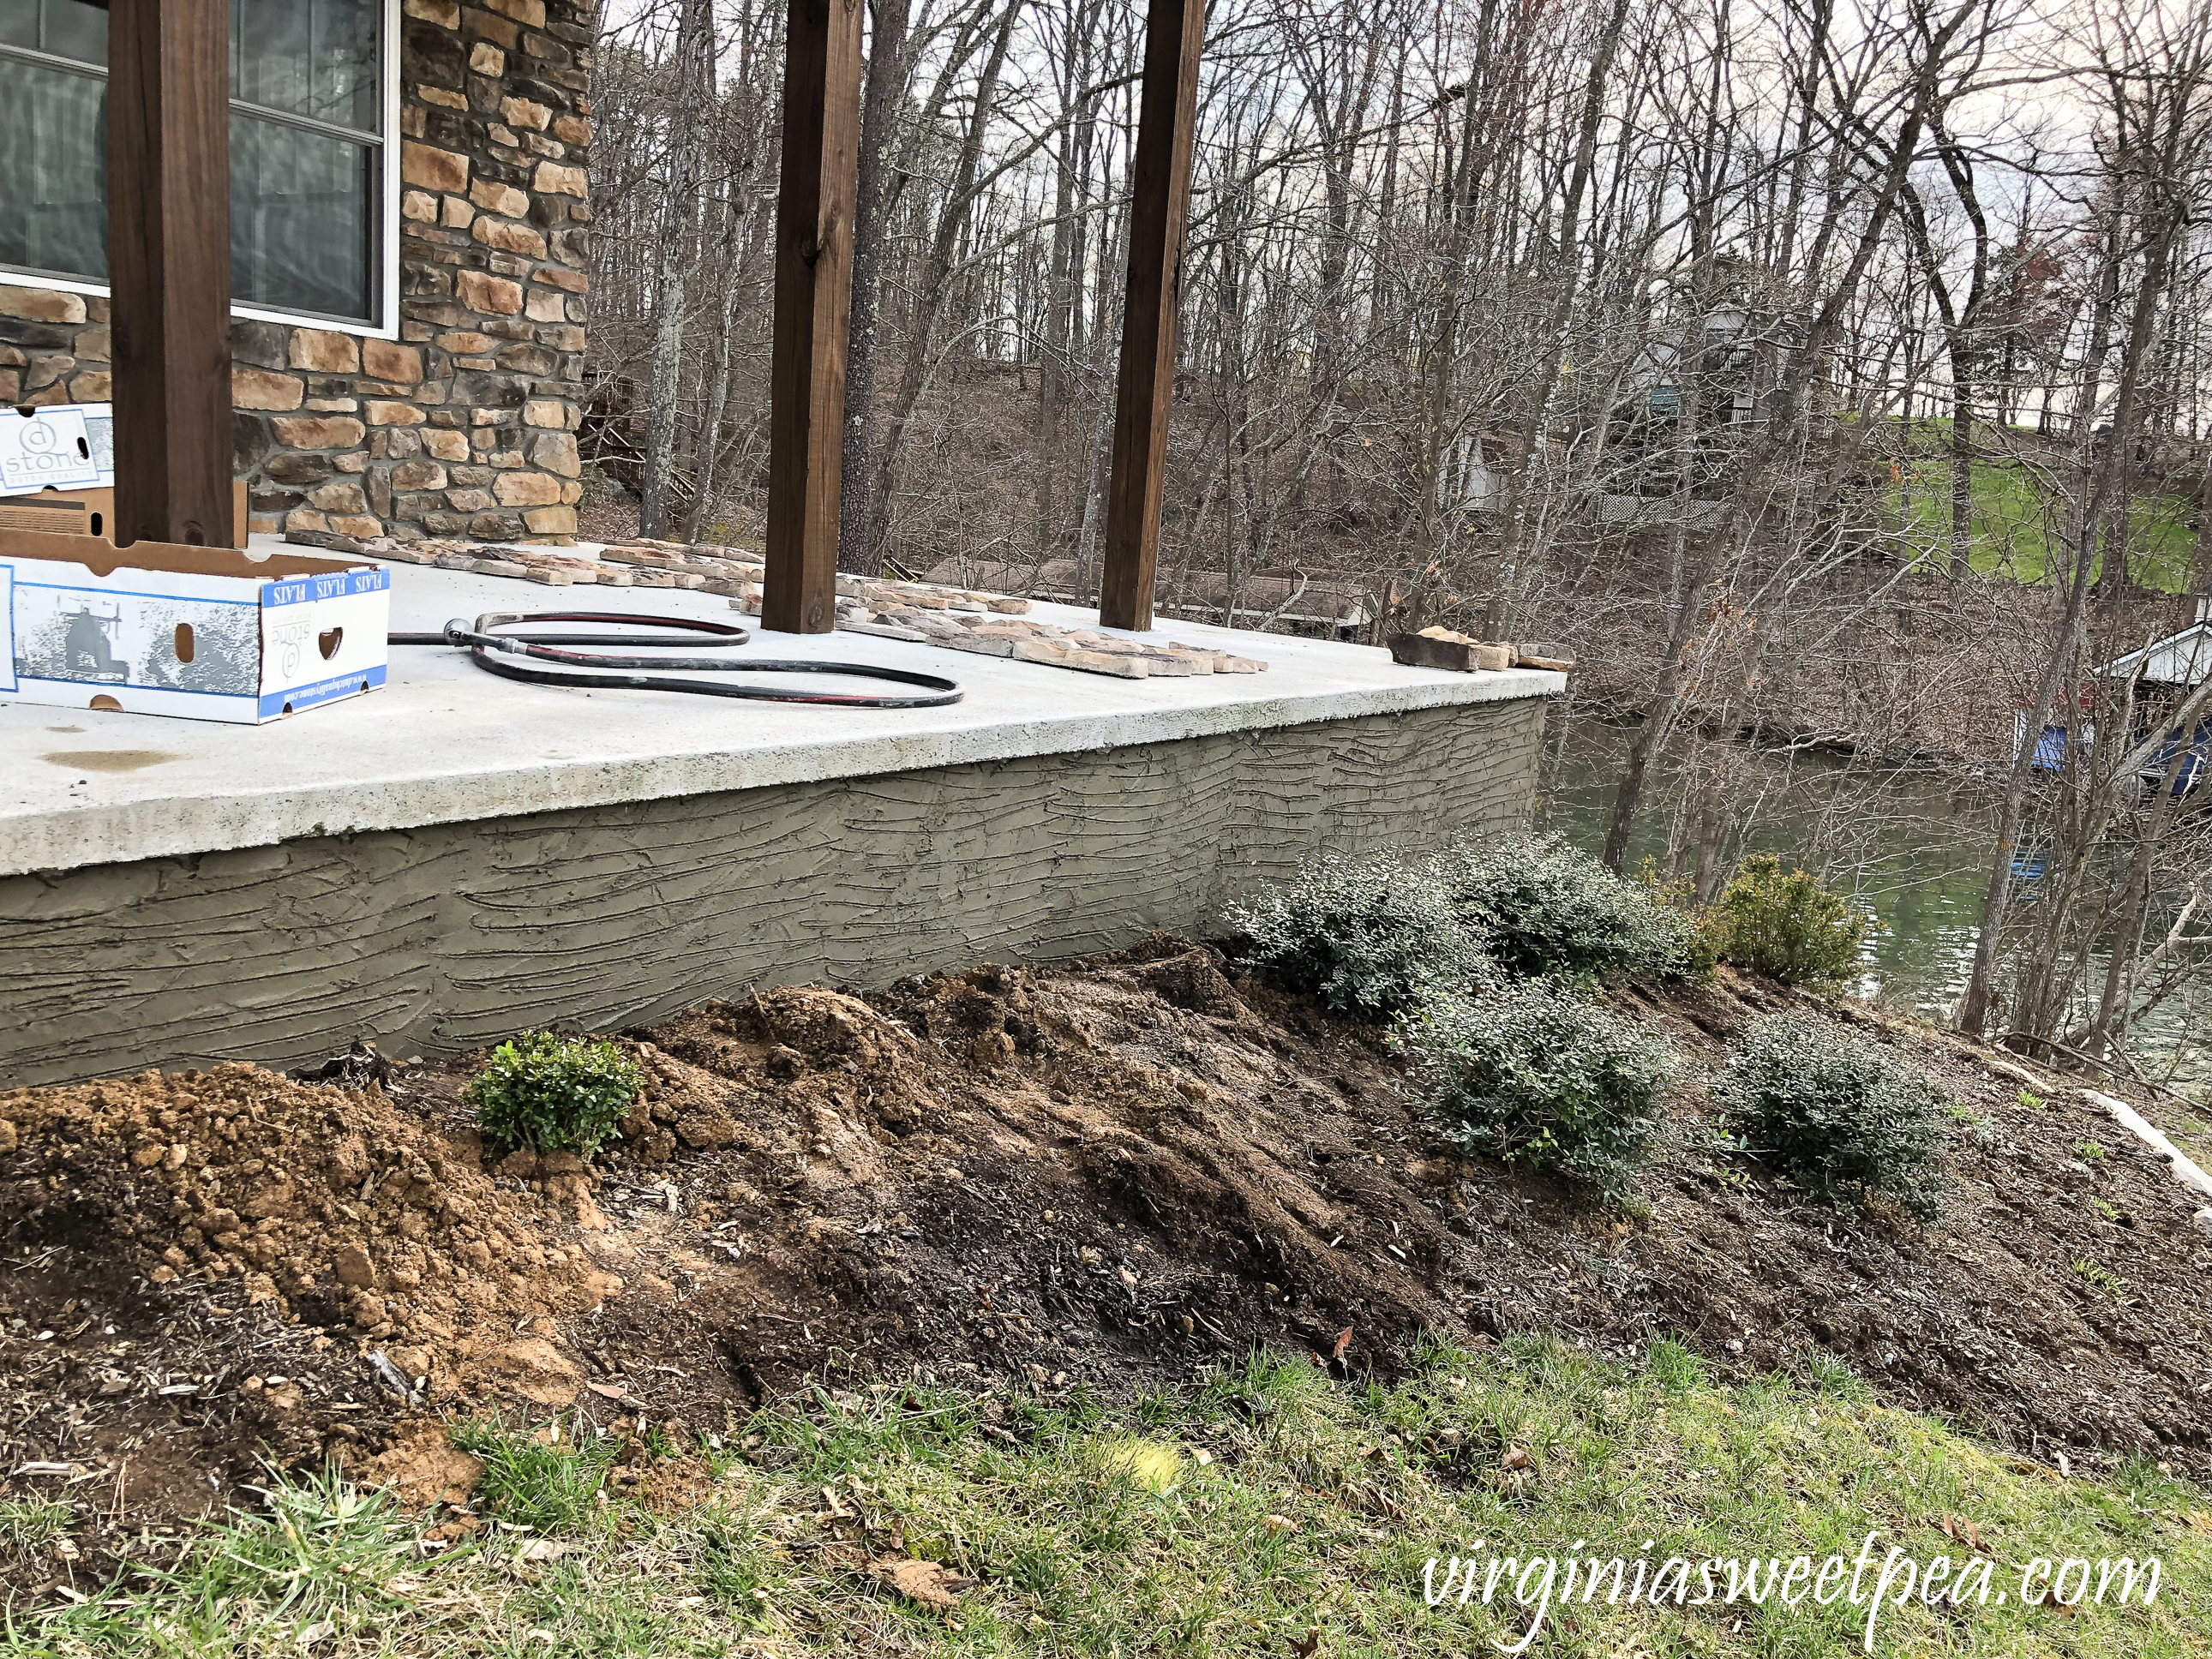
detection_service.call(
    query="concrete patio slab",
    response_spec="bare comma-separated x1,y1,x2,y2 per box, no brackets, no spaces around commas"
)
2,553,1559,879
1,548,1559,1085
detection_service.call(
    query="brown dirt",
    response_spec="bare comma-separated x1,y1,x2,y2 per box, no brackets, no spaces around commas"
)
5,937,2210,1589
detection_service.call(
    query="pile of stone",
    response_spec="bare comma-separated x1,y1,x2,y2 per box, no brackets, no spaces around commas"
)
604,541,1266,679
842,608,1267,678
595,539,760,598
288,531,699,587
299,528,1271,678
596,540,1039,621
1384,625,1577,674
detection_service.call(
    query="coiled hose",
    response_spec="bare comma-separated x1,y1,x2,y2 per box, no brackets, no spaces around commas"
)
387,609,962,708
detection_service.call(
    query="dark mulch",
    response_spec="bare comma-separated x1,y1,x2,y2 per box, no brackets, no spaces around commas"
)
5,939,2209,1594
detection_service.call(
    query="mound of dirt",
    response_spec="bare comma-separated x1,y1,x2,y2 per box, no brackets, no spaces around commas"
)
6,937,2212,1584
0,1058,634,1543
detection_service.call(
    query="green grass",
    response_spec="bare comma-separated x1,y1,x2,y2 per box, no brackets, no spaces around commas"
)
447,1411,623,1533
0,1502,72,1554
9,1339,2209,1656
1893,433,2200,591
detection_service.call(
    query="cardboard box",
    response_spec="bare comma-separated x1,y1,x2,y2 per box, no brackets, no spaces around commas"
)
1,526,389,724
0,404,249,546
0,482,251,547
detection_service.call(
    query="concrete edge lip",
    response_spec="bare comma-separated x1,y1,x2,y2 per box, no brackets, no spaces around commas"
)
0,558,1562,877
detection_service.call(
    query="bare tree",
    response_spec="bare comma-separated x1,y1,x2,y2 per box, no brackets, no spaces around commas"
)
638,0,716,539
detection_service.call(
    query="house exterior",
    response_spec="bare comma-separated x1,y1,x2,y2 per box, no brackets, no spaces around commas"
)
0,0,596,545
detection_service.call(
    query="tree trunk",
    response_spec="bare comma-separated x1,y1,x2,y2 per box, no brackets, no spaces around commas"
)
638,0,714,540
1691,760,1728,902
685,243,742,543
837,0,915,574
1073,312,1119,597
2194,454,2212,596
2086,739,2193,1056
1949,374,1973,580
1959,167,2184,1035
860,0,1022,572
1036,5,1087,560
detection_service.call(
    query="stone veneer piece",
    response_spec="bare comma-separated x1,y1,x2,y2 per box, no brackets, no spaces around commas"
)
0,0,596,547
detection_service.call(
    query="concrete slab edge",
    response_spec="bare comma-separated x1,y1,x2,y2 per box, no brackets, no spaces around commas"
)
3,669,1562,877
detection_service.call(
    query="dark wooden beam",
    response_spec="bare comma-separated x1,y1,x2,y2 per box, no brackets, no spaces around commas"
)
1098,0,1205,634
108,0,234,549
763,0,865,633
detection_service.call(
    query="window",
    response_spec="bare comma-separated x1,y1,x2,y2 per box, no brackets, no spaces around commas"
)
0,0,396,332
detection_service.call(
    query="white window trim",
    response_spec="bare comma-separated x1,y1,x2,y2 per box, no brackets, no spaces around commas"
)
1,0,403,342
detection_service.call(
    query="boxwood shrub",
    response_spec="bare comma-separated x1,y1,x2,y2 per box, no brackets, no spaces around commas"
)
1715,1009,1945,1219
1400,980,1675,1199
1711,855,1867,986
466,1031,642,1158
1226,850,1486,1017
1436,834,1691,981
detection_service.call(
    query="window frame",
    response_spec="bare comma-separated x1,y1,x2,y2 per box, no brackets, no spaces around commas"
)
0,0,403,341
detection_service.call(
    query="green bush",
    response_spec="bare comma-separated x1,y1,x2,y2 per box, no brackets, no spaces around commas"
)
1710,854,1867,985
1226,850,1486,1017
1399,981,1675,1198
1715,1009,1945,1219
1436,834,1690,980
465,1030,641,1158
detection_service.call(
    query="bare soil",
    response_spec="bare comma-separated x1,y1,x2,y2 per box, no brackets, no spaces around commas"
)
5,938,2209,1590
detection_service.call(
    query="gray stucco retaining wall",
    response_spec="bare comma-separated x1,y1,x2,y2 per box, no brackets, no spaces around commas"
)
0,697,1545,1087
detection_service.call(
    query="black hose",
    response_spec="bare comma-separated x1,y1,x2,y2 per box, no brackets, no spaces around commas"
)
387,610,962,708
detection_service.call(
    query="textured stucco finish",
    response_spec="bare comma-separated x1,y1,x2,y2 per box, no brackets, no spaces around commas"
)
0,698,1545,1087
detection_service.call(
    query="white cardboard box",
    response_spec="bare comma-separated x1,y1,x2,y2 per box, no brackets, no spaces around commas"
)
1,527,389,724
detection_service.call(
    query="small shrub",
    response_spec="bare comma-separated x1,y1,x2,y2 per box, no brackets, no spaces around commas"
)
1436,835,1690,980
1715,1010,1945,1219
1400,981,1675,1198
1226,850,1484,1016
465,1030,641,1158
1709,855,1867,985
2071,1257,2122,1297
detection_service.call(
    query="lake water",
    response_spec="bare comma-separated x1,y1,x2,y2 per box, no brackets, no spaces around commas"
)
1538,715,2209,1098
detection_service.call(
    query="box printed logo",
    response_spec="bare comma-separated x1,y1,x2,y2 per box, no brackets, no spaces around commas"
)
0,408,104,494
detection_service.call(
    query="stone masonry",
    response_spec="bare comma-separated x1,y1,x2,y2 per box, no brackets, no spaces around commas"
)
0,0,596,546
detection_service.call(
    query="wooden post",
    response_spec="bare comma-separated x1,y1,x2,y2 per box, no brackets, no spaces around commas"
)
1097,0,1205,634
763,0,865,633
108,0,234,549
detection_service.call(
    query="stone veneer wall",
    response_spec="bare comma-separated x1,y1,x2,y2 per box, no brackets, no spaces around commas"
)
0,0,596,546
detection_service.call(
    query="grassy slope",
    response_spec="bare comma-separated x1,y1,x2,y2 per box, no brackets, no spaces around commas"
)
9,1337,2206,1659
1893,431,2200,591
